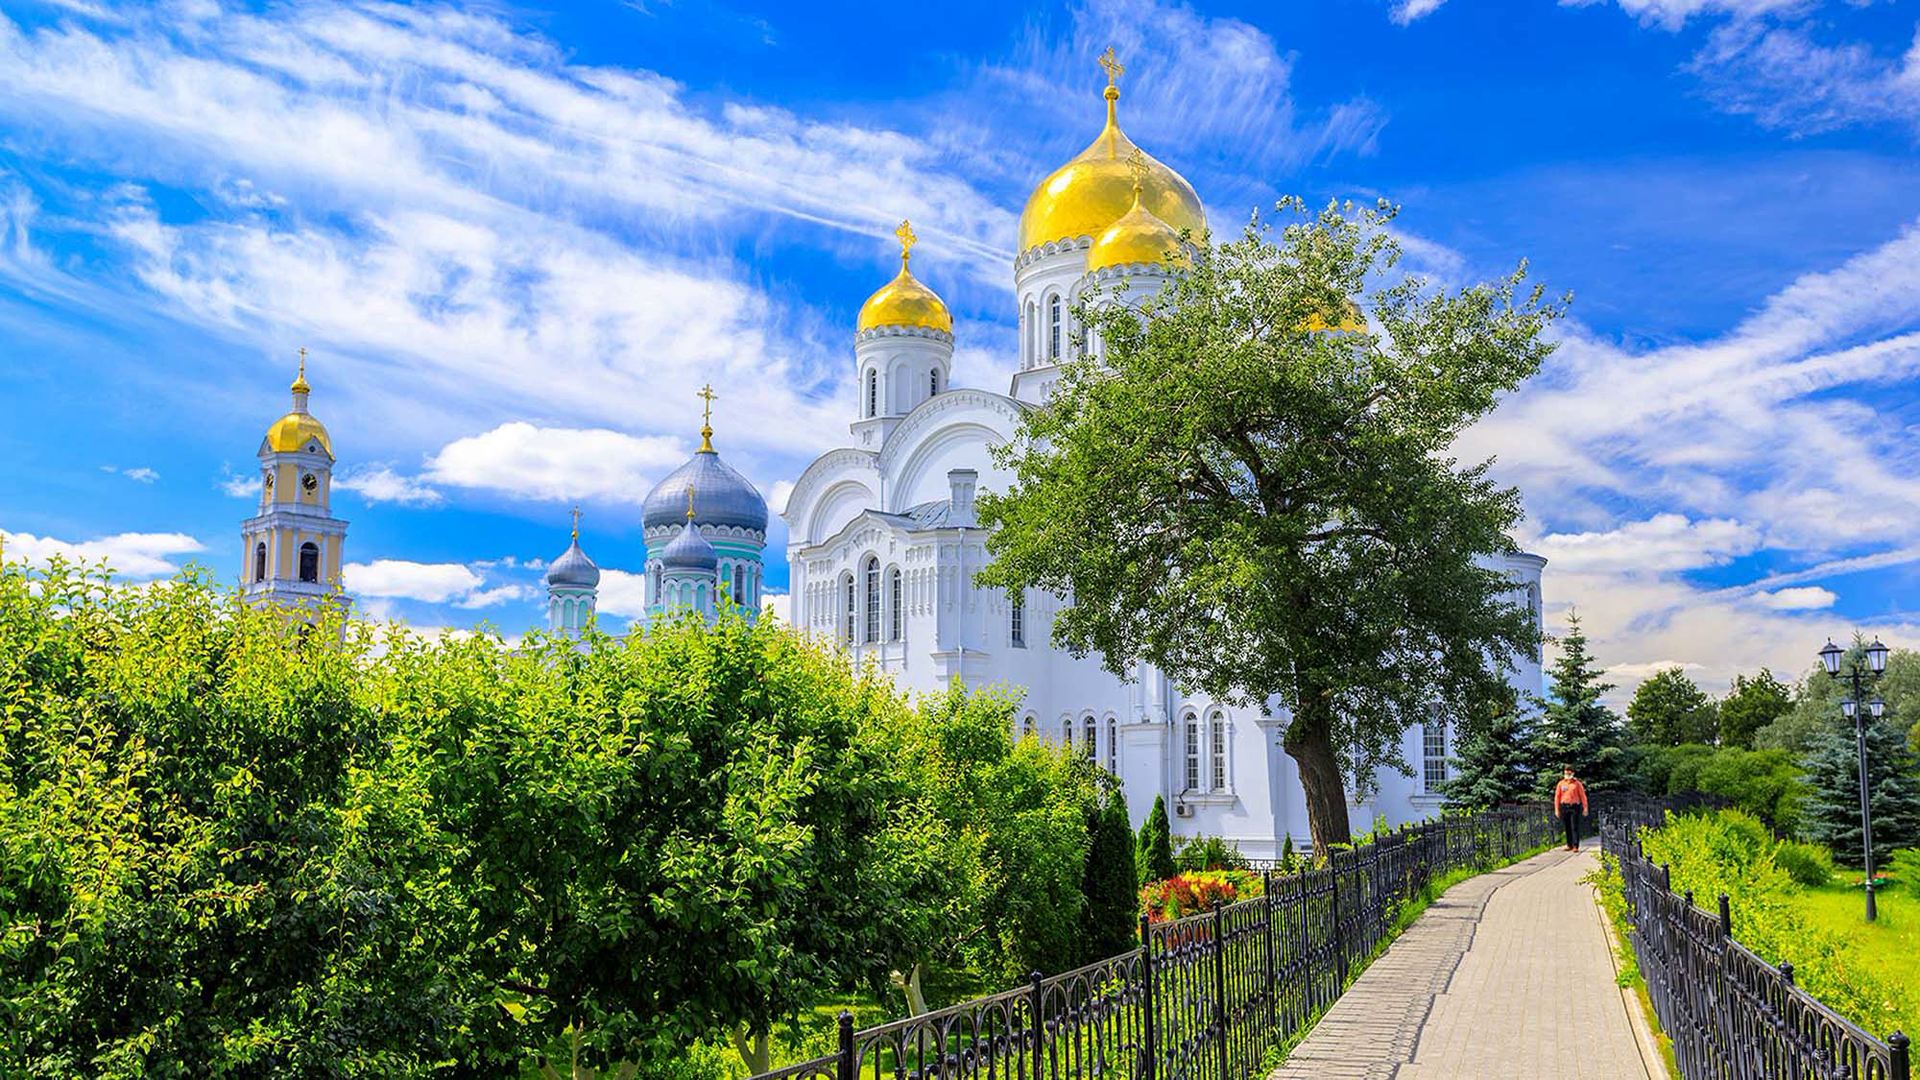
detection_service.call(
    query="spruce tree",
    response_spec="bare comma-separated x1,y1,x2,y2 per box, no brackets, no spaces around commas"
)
1081,792,1138,960
1442,710,1537,810
1534,610,1628,794
1136,794,1177,885
1801,718,1920,869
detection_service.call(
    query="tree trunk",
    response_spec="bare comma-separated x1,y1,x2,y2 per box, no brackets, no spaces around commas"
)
1283,704,1352,857
890,962,931,1015
731,1026,771,1075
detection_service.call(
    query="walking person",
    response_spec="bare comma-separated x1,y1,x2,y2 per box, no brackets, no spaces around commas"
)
1554,766,1589,851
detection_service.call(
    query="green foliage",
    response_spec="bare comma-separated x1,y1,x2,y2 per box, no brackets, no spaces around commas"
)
976,198,1561,854
1718,669,1792,749
1801,718,1920,869
1441,709,1537,810
1136,795,1177,885
1174,835,1248,872
1535,611,1628,794
1756,646,1920,754
1080,791,1138,962
1772,840,1836,888
1640,809,1919,1038
1626,667,1717,747
1629,743,1805,833
1891,847,1920,885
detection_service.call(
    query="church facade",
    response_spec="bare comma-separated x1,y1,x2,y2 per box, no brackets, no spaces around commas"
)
782,57,1547,854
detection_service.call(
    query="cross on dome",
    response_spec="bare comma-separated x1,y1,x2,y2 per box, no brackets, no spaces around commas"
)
1099,46,1124,89
685,485,696,520
697,383,717,452
896,220,917,264
570,504,581,540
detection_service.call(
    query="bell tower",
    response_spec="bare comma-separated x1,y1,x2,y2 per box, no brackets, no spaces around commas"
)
241,348,349,611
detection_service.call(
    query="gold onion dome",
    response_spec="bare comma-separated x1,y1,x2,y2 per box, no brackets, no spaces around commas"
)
266,348,332,455
1018,49,1206,255
1087,176,1189,272
857,220,952,333
1301,299,1369,335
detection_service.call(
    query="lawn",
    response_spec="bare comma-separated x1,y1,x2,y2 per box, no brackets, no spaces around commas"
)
1793,877,1920,1037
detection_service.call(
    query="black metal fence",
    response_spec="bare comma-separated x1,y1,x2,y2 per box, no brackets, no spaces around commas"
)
1600,809,1913,1080
753,805,1560,1080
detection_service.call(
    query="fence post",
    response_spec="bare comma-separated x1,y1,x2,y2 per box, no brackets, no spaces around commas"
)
1718,893,1732,938
1213,900,1229,1080
1263,870,1276,1031
1030,971,1046,1080
1329,854,1345,984
1140,914,1156,1080
836,1009,854,1080
1889,1031,1909,1080
1780,961,1794,987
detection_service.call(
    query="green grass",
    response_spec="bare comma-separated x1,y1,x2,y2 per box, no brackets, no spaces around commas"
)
1792,878,1920,1035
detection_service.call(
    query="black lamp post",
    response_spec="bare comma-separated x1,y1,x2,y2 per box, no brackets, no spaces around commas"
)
1819,637,1890,922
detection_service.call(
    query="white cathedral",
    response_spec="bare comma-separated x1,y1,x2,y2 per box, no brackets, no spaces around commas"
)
252,56,1547,857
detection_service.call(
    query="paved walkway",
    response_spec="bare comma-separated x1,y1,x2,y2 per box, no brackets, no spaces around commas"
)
1268,842,1656,1080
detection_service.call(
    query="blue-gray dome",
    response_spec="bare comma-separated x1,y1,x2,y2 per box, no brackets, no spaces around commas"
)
643,449,767,533
659,523,717,572
546,538,600,588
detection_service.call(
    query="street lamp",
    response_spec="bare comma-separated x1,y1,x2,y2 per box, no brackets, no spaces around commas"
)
1819,637,1890,922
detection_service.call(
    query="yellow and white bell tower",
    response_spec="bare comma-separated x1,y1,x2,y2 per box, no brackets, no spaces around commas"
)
240,348,349,610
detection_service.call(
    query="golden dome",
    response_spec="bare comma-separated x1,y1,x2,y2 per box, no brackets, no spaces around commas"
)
1301,300,1368,335
857,220,952,333
1017,65,1205,255
265,411,333,455
1087,187,1189,272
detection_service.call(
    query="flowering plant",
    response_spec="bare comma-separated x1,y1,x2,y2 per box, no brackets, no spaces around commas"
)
1139,869,1266,922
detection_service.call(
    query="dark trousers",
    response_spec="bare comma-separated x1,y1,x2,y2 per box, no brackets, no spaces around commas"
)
1560,804,1582,848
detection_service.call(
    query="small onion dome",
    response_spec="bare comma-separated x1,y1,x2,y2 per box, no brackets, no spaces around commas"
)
1087,188,1190,272
659,522,717,572
545,537,600,588
1018,79,1205,254
1300,299,1368,335
857,220,951,333
642,449,768,532
266,355,332,455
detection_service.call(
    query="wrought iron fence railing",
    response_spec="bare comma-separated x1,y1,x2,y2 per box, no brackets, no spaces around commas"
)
1600,810,1913,1080
752,804,1561,1080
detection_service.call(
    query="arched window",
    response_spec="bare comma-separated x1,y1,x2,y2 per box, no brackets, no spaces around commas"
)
297,541,319,583
1010,594,1025,647
1081,714,1096,759
1209,714,1228,791
930,369,940,396
865,369,878,418
843,573,856,643
253,541,267,583
864,556,881,643
1047,293,1062,361
889,568,903,641
1024,299,1037,367
1022,714,1036,740
1105,715,1118,773
1183,713,1201,792
1061,718,1073,747
652,565,662,606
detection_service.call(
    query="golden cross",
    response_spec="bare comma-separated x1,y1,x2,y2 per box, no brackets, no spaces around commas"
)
1099,46,1124,88
1126,149,1149,195
570,504,581,540
895,219,916,265
696,383,717,451
685,485,696,520
297,346,307,379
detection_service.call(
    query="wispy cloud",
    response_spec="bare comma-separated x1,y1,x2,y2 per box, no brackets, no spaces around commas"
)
1,528,205,578
422,422,689,504
1390,0,1448,26
101,464,159,483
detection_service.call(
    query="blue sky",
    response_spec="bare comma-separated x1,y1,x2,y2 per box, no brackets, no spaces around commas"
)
1,0,1917,697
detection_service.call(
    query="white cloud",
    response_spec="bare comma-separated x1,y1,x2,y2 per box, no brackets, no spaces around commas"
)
1531,515,1760,576
334,465,443,506
1577,0,1804,32
597,568,650,619
455,583,531,609
1754,586,1837,610
343,559,482,603
1689,21,1920,135
101,465,159,483
762,589,791,626
1,529,205,578
424,422,687,503
1391,0,1448,25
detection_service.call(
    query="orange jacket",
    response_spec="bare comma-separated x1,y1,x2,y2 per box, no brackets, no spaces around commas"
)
1554,777,1589,813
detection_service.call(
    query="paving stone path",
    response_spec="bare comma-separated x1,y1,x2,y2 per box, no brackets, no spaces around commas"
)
1268,842,1656,1080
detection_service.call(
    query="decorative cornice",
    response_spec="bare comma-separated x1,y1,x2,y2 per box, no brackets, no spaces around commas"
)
782,447,881,525
876,387,1029,472
1013,236,1093,272
854,324,954,345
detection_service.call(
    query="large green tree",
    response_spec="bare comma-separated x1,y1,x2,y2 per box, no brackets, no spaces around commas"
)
1441,708,1538,810
1717,669,1792,749
1080,791,1138,962
1801,718,1920,870
1626,667,1718,747
1757,646,1920,754
1535,611,1628,793
977,200,1560,853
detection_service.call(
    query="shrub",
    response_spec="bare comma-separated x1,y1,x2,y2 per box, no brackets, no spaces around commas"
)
1890,847,1920,886
1772,840,1835,887
1136,796,1177,885
1139,869,1265,922
1175,835,1248,872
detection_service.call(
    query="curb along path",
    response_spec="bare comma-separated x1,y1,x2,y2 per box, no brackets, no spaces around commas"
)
1268,842,1652,1080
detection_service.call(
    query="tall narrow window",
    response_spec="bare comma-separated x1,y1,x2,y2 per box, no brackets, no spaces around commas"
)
1423,706,1449,793
1010,594,1025,647
1082,714,1096,759
652,566,662,606
297,542,319,583
843,574,856,643
1048,294,1062,360
1062,718,1073,747
1210,715,1227,791
864,556,880,643
866,369,878,418
930,369,940,396
1106,715,1118,773
733,565,745,606
1183,713,1200,792
1022,715,1036,740
253,542,267,583
889,568,903,641
1024,299,1037,367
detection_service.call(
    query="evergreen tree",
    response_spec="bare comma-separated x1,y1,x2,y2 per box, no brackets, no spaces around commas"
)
1535,610,1628,793
1801,718,1920,870
1081,791,1138,960
1718,668,1792,749
1136,795,1177,885
1442,710,1537,810
1626,667,1718,747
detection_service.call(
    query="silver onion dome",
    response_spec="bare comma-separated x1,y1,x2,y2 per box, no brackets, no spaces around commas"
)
545,537,600,588
659,522,717,572
643,449,768,533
